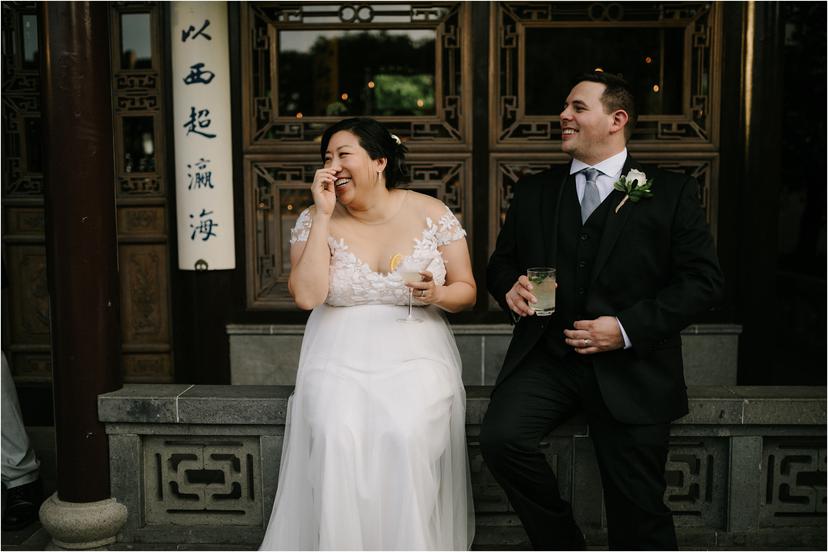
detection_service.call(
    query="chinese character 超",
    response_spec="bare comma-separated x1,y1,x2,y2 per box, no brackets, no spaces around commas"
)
183,107,216,139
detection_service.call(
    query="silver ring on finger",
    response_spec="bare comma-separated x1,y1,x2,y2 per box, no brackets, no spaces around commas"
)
582,338,589,346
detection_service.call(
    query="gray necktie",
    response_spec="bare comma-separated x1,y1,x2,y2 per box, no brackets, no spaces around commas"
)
580,167,601,223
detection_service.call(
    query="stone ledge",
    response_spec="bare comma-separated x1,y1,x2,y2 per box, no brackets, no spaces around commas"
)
227,323,743,386
226,322,743,336
100,384,825,427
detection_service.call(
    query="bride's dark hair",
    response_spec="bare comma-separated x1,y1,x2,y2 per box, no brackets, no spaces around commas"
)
320,118,409,189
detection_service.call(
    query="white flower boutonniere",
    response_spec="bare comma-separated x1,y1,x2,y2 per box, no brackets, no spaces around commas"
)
613,169,654,213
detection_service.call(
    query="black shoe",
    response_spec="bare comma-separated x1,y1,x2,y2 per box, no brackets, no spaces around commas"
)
2,478,43,531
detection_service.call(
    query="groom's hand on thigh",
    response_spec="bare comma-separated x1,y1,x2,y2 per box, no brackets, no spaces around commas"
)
564,317,624,354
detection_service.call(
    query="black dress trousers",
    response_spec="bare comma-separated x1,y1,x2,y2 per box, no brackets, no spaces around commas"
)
479,342,678,550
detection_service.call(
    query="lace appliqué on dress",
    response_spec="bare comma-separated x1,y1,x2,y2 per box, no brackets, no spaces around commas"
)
289,206,466,307
289,208,313,244
434,207,466,246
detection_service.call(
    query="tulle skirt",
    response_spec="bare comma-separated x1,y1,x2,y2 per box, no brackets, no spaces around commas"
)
259,304,474,550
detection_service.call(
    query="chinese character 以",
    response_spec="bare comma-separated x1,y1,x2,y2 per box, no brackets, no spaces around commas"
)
181,20,211,42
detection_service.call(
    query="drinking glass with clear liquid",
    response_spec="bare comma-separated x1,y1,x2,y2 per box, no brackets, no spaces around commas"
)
397,258,432,323
527,267,556,316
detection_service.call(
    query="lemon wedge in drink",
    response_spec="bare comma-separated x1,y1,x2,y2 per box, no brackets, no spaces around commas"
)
389,253,403,272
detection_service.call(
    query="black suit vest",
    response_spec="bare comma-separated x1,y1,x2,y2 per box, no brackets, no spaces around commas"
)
543,179,614,357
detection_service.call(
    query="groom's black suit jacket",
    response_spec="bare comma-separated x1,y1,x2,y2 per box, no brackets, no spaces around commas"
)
487,155,724,425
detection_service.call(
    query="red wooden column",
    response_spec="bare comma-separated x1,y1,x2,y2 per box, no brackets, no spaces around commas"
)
39,1,126,547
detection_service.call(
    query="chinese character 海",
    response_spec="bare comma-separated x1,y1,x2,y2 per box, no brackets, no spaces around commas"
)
183,62,215,85
189,209,219,241
182,107,216,139
181,20,212,42
187,158,214,190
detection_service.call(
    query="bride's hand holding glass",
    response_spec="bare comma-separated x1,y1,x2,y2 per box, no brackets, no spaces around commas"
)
406,271,441,306
311,166,341,217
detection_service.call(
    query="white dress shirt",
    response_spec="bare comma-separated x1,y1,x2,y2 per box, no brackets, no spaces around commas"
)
569,148,633,349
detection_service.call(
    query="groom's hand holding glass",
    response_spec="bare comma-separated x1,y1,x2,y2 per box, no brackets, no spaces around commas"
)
505,275,538,317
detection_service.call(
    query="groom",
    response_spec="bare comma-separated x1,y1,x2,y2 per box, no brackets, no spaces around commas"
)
481,72,724,550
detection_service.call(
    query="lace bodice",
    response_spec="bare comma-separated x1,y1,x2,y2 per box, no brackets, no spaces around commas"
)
290,205,466,307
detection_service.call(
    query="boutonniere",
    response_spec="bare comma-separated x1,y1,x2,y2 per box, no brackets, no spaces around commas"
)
613,169,654,213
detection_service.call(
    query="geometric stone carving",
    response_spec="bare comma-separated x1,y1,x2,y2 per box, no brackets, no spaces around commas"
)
143,436,262,526
664,438,728,528
760,438,827,527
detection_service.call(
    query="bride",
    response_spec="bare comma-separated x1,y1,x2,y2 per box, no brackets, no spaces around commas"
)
259,117,476,550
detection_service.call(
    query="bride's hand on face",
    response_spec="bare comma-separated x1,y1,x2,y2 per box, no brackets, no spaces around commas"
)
312,166,340,217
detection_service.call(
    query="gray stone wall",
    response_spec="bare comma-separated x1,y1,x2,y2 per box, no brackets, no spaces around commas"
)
228,323,742,387
99,384,826,549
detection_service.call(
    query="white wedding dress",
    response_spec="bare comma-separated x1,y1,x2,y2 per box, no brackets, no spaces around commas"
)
259,206,474,551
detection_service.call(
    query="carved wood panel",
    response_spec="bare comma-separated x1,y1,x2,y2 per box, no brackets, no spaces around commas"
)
1,3,176,383
242,2,471,150
111,2,174,382
245,154,472,309
490,2,721,149
242,2,473,309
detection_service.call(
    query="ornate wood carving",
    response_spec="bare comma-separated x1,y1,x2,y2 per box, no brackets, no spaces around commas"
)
111,3,174,382
490,2,721,149
245,155,471,309
242,2,471,150
490,153,719,257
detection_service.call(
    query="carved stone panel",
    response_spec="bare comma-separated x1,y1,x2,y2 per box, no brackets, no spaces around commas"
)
246,155,471,309
760,438,827,527
664,437,728,528
143,436,263,526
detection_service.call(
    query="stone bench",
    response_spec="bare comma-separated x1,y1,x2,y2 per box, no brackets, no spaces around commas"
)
99,385,826,549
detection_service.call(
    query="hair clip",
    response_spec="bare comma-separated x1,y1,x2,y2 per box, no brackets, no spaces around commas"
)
390,133,402,145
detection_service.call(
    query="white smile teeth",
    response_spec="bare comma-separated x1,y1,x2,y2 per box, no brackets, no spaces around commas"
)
562,129,577,135
335,178,351,187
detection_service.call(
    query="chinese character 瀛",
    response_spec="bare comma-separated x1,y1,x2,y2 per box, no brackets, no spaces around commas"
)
187,158,214,190
183,107,216,139
183,62,215,85
189,209,219,241
181,20,211,42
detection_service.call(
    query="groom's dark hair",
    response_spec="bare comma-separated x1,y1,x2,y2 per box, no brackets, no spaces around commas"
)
572,71,637,141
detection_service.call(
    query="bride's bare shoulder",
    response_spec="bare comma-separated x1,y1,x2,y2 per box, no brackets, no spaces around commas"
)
404,189,448,218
